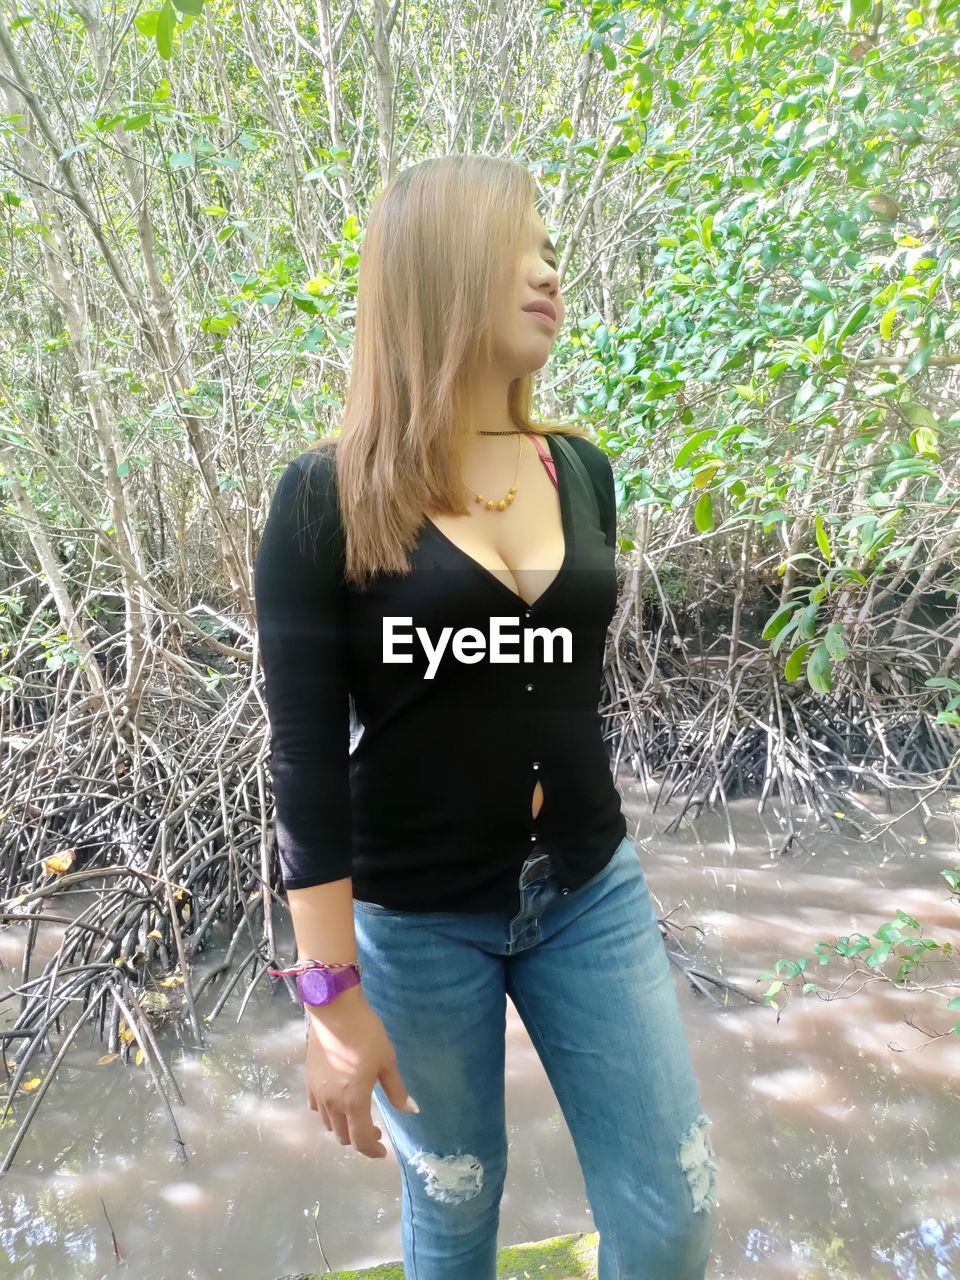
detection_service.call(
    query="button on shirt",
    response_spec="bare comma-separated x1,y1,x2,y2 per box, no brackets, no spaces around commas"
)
253,432,627,914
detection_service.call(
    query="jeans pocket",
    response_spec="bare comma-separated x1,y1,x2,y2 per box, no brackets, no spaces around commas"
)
353,897,397,916
565,833,633,898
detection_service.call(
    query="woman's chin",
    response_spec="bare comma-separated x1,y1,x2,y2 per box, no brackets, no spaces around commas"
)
520,341,554,373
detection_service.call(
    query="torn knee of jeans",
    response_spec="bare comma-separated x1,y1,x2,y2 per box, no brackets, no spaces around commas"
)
409,1149,484,1205
677,1113,718,1214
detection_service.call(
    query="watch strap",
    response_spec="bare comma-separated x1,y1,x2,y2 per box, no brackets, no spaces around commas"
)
296,964,361,1007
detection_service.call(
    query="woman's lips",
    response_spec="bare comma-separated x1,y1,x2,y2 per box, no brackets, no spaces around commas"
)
525,308,556,329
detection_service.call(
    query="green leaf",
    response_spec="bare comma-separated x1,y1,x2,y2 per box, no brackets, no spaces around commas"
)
784,642,810,682
761,508,789,530
837,301,871,344
879,306,897,340
156,0,175,58
770,615,799,657
693,491,713,533
762,604,796,641
874,921,903,944
674,430,715,469
800,271,834,304
794,378,818,412
903,344,934,379
814,514,831,562
909,426,939,459
797,602,819,640
881,458,935,484
824,622,849,661
902,402,937,429
843,0,872,25
807,642,833,693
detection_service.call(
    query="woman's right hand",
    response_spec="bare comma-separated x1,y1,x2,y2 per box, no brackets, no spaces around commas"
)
304,988,419,1159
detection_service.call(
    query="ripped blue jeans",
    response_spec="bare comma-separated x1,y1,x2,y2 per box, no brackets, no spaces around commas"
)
352,833,718,1279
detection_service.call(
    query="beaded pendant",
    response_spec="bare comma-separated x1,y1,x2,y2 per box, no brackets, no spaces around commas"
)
474,488,517,511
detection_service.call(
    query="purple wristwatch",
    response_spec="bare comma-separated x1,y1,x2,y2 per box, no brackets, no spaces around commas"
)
268,959,362,1007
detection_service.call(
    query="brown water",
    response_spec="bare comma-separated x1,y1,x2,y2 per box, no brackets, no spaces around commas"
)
1,787,958,1280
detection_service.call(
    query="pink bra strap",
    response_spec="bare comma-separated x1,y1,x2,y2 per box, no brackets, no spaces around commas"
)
525,433,559,492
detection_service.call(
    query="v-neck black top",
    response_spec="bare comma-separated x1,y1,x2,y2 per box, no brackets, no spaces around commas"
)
253,432,627,914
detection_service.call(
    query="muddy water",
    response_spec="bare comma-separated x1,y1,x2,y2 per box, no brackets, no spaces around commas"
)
1,786,958,1279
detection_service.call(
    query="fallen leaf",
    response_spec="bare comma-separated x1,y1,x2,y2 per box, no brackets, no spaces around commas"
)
41,849,76,875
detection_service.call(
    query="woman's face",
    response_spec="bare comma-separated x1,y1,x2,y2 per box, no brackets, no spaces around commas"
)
491,208,565,377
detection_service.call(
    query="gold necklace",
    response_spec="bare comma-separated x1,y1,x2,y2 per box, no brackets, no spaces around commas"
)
468,430,523,511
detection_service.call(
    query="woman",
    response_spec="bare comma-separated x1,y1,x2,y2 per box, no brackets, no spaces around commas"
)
255,155,717,1280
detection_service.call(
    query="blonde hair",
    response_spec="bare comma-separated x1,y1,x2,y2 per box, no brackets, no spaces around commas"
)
305,153,588,589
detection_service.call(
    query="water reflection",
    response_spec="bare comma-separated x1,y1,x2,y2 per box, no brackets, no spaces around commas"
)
1,789,958,1278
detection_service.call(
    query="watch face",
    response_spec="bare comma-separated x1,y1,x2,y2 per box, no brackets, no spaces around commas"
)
299,968,334,1005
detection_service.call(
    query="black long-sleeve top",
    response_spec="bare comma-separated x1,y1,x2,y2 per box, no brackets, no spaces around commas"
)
253,432,627,914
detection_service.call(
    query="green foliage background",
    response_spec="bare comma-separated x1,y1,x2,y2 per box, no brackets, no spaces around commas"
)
1,0,958,713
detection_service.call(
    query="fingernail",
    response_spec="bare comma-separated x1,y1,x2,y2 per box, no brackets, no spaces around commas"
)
406,1096,420,1113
